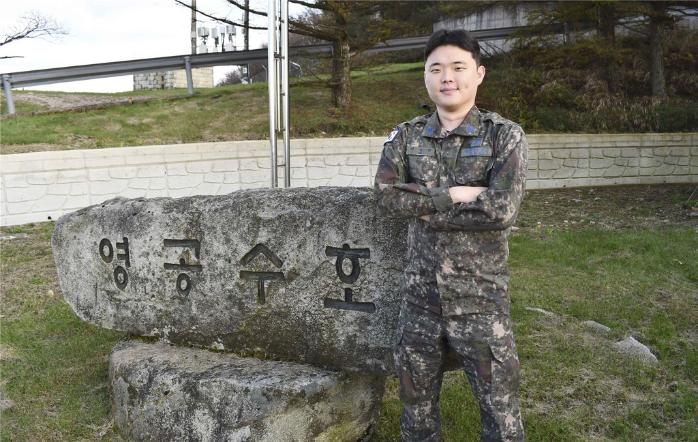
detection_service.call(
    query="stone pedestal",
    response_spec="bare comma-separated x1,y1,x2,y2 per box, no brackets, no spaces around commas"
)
110,341,386,442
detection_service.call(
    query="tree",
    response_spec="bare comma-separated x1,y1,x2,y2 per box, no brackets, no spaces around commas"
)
521,1,698,98
521,2,640,94
217,67,245,86
641,2,697,98
0,11,67,59
175,0,463,112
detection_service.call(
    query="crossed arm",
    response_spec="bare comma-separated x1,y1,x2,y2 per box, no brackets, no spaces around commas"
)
374,125,528,231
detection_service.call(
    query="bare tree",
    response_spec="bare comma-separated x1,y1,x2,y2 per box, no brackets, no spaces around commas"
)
0,11,67,59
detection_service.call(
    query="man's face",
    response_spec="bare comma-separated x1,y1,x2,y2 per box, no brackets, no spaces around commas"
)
424,44,485,114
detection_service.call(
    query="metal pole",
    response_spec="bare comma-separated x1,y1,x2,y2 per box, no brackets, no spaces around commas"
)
267,0,278,187
184,56,194,96
244,0,250,83
191,0,197,54
275,5,282,135
281,0,290,187
2,75,15,116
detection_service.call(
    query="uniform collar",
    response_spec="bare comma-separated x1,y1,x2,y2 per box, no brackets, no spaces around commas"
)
422,106,481,139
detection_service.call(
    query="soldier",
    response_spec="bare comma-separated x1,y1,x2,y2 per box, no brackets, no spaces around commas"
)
375,29,527,441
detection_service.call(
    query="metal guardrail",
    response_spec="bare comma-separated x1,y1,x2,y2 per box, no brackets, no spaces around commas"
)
0,44,332,115
2,45,333,89
0,27,526,115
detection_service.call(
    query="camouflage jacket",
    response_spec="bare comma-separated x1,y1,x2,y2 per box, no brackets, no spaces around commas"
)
374,106,528,316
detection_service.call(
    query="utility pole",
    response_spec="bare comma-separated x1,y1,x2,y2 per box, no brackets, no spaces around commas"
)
244,0,250,82
191,0,197,54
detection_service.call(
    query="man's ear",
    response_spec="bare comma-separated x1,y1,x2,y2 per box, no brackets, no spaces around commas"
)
477,65,486,85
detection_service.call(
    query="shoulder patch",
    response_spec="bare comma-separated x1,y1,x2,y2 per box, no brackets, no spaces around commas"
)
384,127,400,144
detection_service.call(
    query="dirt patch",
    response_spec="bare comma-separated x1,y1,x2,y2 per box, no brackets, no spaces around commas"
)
13,92,154,113
0,144,82,154
517,184,698,232
0,345,19,361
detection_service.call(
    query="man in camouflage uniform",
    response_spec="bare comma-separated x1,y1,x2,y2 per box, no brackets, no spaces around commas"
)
374,29,527,441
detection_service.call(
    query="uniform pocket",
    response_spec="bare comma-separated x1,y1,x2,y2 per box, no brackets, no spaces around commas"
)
407,145,438,183
488,333,520,393
453,144,493,185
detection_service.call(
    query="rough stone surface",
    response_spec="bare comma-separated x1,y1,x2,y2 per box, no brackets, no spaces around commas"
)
110,341,384,442
581,320,611,334
525,307,556,316
613,336,659,364
52,187,409,374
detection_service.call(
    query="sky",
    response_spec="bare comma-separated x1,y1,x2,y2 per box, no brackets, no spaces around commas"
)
0,0,294,92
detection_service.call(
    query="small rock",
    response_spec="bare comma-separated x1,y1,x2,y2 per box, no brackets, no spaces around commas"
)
0,233,28,241
525,307,556,317
0,399,14,412
581,320,611,334
612,336,658,364
511,226,520,232
0,391,14,412
668,381,678,392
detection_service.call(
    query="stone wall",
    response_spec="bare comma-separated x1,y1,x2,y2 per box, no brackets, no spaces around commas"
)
1,133,696,226
172,67,214,88
526,133,697,189
133,68,213,90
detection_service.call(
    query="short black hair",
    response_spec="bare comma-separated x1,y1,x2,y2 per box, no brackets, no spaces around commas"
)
424,29,482,66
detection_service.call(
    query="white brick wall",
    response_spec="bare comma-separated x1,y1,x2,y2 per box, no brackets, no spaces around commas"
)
524,133,698,189
133,68,213,90
1,134,696,226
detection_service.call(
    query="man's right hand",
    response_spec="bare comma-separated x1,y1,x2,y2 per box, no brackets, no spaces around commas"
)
448,186,488,203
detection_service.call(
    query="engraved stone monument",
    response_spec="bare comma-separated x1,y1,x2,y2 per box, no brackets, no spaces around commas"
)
52,187,412,440
52,187,408,374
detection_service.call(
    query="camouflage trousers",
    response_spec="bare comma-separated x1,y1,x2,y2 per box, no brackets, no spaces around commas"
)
394,296,524,441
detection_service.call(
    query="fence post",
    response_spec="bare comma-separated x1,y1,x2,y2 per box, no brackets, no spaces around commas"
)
184,56,194,96
2,75,15,115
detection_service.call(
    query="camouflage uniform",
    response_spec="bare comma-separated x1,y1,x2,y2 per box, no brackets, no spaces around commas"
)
374,106,527,441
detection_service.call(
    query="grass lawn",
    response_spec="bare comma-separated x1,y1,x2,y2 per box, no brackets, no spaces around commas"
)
1,184,696,441
0,64,429,154
2,59,696,154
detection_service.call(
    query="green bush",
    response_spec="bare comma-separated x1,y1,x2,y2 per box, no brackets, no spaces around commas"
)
656,103,698,132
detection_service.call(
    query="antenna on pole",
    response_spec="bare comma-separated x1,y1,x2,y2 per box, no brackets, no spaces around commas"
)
268,0,290,188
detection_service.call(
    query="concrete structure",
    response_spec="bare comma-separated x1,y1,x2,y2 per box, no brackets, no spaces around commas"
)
1,133,697,227
110,341,385,441
434,3,543,54
133,68,213,90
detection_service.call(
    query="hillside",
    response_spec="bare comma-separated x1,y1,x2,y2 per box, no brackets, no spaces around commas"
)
2,32,697,155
